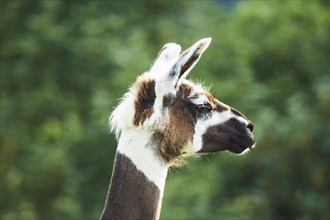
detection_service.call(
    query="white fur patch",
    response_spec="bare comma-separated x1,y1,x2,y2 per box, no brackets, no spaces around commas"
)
116,128,168,192
109,83,139,138
189,95,210,106
150,43,181,75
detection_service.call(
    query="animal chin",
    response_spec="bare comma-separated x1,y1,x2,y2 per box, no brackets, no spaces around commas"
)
228,134,255,154
227,137,255,154
198,142,250,154
227,143,250,154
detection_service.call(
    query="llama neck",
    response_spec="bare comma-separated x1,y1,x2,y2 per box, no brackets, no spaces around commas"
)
100,129,168,220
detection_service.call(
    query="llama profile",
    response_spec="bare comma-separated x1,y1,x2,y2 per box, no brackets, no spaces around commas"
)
100,38,255,220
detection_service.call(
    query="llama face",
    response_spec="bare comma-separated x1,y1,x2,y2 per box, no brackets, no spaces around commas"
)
110,38,255,163
157,80,255,161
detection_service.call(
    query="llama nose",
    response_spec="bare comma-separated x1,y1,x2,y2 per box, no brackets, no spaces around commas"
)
247,122,254,132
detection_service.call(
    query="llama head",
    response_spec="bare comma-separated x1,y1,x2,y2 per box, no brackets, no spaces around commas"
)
110,38,255,164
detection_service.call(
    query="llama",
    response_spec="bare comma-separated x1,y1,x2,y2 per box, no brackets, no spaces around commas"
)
100,38,255,220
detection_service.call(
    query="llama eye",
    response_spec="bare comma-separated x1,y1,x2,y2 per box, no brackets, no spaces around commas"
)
196,104,212,114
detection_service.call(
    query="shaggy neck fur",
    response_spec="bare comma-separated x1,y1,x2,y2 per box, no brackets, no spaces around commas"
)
100,129,168,220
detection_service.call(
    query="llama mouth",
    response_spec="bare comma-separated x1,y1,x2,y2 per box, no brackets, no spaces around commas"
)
228,143,252,154
224,132,255,154
232,131,255,154
198,129,255,154
198,117,255,154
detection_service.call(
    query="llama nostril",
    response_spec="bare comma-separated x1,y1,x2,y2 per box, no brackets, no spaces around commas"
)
247,123,254,132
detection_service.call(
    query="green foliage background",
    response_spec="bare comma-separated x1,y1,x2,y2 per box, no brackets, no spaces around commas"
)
1,1,329,219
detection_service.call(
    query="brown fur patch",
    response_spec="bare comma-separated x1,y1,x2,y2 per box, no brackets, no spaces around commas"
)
180,54,199,76
159,85,195,163
203,91,217,105
203,91,229,112
133,78,156,126
178,83,193,98
101,153,161,220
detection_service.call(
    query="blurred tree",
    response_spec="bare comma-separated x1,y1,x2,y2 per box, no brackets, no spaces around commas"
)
1,0,329,220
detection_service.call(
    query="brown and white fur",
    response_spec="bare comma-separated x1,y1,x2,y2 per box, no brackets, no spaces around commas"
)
100,38,255,220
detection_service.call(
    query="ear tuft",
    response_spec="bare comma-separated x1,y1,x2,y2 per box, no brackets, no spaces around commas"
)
179,38,211,75
170,37,212,86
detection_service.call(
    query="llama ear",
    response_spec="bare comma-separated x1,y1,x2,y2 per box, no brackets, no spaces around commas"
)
150,43,181,74
170,38,211,87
